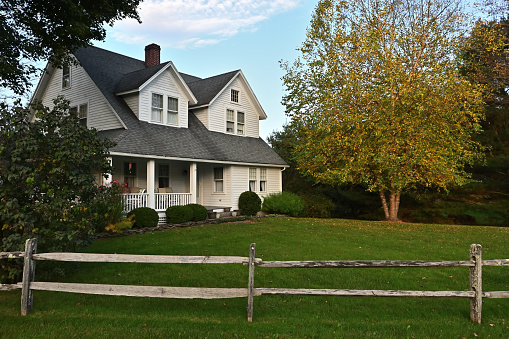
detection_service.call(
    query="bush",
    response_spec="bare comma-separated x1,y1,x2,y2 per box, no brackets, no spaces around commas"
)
300,193,335,218
105,215,135,233
262,192,305,217
166,205,194,224
238,191,262,216
128,207,159,228
187,204,208,221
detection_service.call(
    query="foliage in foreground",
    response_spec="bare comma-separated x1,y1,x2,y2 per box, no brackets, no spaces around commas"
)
0,0,141,94
0,98,117,282
0,218,508,338
281,0,486,222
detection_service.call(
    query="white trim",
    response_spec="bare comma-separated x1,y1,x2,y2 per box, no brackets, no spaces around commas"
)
109,151,289,168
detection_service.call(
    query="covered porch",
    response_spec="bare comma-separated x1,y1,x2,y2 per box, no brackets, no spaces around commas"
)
102,155,200,216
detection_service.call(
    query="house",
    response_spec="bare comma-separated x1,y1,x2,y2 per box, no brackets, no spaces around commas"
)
31,43,288,221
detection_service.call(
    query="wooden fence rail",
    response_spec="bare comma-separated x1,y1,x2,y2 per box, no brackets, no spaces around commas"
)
1,239,508,323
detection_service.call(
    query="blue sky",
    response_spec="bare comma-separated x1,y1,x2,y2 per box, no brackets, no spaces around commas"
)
92,0,318,140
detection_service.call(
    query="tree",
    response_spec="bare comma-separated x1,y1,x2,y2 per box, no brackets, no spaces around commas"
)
281,0,486,222
0,98,117,281
0,0,141,95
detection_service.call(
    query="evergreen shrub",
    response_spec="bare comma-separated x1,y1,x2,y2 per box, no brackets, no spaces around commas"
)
187,204,208,221
128,207,159,228
262,191,305,217
166,205,194,224
238,191,261,216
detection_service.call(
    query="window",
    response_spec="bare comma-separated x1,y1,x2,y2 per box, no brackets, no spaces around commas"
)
78,103,88,126
231,89,239,103
249,168,257,192
62,64,70,89
259,168,267,192
123,162,137,188
226,109,235,133
167,97,178,125
158,164,170,188
237,112,244,135
226,109,245,135
214,167,224,192
248,168,267,192
151,93,163,122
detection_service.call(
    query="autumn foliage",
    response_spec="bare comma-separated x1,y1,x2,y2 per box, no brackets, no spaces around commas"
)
281,0,486,221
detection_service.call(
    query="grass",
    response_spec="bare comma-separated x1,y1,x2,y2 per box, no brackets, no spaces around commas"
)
1,217,509,338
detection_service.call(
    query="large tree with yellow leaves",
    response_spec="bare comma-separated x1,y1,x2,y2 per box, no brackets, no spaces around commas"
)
281,0,486,222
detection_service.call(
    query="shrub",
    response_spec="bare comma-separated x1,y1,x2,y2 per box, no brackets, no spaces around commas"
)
238,191,261,216
262,192,305,217
300,193,335,218
187,204,208,221
166,205,194,224
128,207,159,228
105,215,135,233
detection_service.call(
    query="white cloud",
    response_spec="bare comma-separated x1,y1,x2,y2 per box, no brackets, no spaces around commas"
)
108,0,301,49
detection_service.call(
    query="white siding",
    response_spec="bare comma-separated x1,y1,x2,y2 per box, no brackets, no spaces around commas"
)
229,166,282,210
207,77,260,138
192,107,209,128
123,93,139,118
40,64,123,130
198,164,232,208
139,69,189,128
231,166,249,210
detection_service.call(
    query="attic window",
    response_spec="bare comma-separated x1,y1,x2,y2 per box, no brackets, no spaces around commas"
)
167,97,178,125
231,89,239,103
62,64,70,89
151,93,163,123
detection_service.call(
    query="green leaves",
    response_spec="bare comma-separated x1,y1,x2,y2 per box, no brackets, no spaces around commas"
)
0,98,116,281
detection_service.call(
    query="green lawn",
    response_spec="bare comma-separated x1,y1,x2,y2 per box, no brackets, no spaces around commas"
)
1,218,508,338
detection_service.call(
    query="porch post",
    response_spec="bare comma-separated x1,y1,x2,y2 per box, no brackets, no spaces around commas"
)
147,160,156,209
190,162,197,204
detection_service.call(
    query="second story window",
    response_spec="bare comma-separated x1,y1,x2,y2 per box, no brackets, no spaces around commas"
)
237,112,244,135
151,93,163,123
167,97,178,125
226,109,235,133
231,89,239,103
62,64,70,89
78,103,88,126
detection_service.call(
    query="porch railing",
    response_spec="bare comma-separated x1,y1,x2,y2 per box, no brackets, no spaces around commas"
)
155,193,192,211
122,193,149,212
122,193,192,213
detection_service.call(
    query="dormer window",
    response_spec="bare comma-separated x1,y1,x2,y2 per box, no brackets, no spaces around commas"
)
167,97,178,125
226,109,235,133
151,93,163,123
226,109,245,135
231,89,239,103
62,64,70,89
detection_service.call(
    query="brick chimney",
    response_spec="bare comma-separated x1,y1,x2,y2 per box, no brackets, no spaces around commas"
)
145,43,160,67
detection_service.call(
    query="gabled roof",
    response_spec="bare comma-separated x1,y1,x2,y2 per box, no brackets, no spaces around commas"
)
37,45,286,167
98,113,287,166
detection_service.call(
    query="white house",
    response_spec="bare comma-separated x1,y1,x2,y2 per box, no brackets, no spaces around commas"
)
31,44,287,221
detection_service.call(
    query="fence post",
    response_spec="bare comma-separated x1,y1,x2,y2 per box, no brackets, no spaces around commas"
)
21,238,37,316
247,243,256,323
469,244,482,324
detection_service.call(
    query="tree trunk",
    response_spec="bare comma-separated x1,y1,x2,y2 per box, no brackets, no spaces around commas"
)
379,191,390,220
379,190,401,222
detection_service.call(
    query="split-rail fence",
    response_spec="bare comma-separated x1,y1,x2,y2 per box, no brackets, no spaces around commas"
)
1,239,508,323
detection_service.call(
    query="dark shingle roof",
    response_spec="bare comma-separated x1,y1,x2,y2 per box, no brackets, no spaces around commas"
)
186,70,239,107
74,45,287,166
